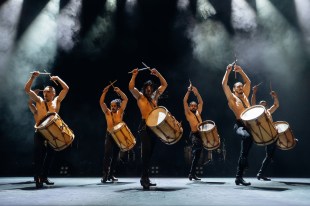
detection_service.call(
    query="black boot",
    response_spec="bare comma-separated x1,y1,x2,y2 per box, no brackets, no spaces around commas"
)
101,172,108,183
108,175,118,182
188,174,201,181
35,177,43,189
42,178,54,185
140,177,156,190
257,174,271,181
235,177,251,186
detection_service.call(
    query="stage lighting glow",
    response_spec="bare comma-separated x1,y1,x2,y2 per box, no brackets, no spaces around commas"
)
197,0,216,20
125,0,137,14
294,0,310,54
1,0,60,125
231,0,257,32
0,0,23,74
177,0,189,11
189,20,230,70
57,0,82,51
12,0,60,73
255,0,303,82
80,0,116,55
106,0,117,12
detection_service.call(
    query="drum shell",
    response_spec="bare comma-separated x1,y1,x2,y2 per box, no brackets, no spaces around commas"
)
274,121,297,150
109,122,136,152
35,112,75,151
146,106,183,145
241,105,278,146
197,120,221,150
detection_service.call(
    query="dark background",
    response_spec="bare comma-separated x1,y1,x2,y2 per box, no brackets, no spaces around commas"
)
0,0,309,178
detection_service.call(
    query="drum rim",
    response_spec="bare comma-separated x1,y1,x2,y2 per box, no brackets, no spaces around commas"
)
240,105,265,121
110,121,126,133
34,112,58,129
197,120,215,126
273,121,290,132
273,121,289,126
197,120,216,130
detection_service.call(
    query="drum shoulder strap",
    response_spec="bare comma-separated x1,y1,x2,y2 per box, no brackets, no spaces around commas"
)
147,97,156,109
194,113,201,124
235,96,249,109
44,101,49,113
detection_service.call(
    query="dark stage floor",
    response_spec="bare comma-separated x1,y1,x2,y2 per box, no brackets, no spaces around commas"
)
1,177,310,205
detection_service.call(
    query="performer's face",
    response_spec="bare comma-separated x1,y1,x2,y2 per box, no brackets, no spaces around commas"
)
189,102,198,112
43,87,55,102
144,85,153,98
233,83,243,95
110,102,118,113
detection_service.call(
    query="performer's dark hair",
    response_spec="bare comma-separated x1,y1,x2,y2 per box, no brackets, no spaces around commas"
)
111,99,121,108
141,80,154,95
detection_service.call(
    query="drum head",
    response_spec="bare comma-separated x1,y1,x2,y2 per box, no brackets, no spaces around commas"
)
146,107,167,127
38,113,55,127
198,121,215,132
113,122,125,131
274,122,289,133
241,105,265,121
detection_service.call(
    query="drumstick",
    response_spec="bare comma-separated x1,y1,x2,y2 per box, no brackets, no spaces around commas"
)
128,67,150,74
108,80,117,87
189,79,192,91
44,70,58,86
142,62,152,72
231,60,237,79
270,81,274,99
255,82,263,87
107,80,119,96
30,72,51,75
232,53,237,79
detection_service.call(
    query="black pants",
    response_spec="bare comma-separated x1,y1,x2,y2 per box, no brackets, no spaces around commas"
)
102,132,120,177
34,132,55,180
138,119,157,179
258,141,277,176
189,131,203,175
234,120,253,178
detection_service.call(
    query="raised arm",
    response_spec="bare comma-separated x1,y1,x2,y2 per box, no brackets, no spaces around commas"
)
191,86,203,114
24,71,41,102
234,65,251,97
50,76,69,102
28,89,40,114
222,65,234,101
99,85,110,114
267,91,279,115
151,69,168,100
129,68,142,100
183,87,191,115
251,85,258,106
114,87,128,113
28,100,37,114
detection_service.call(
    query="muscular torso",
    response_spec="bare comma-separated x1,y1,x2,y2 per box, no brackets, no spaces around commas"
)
228,93,251,119
35,97,60,126
185,111,202,132
105,111,123,132
137,96,157,120
33,112,40,125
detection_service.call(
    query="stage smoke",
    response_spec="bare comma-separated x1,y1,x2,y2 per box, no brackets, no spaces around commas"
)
57,0,82,52
188,20,231,70
0,0,23,76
